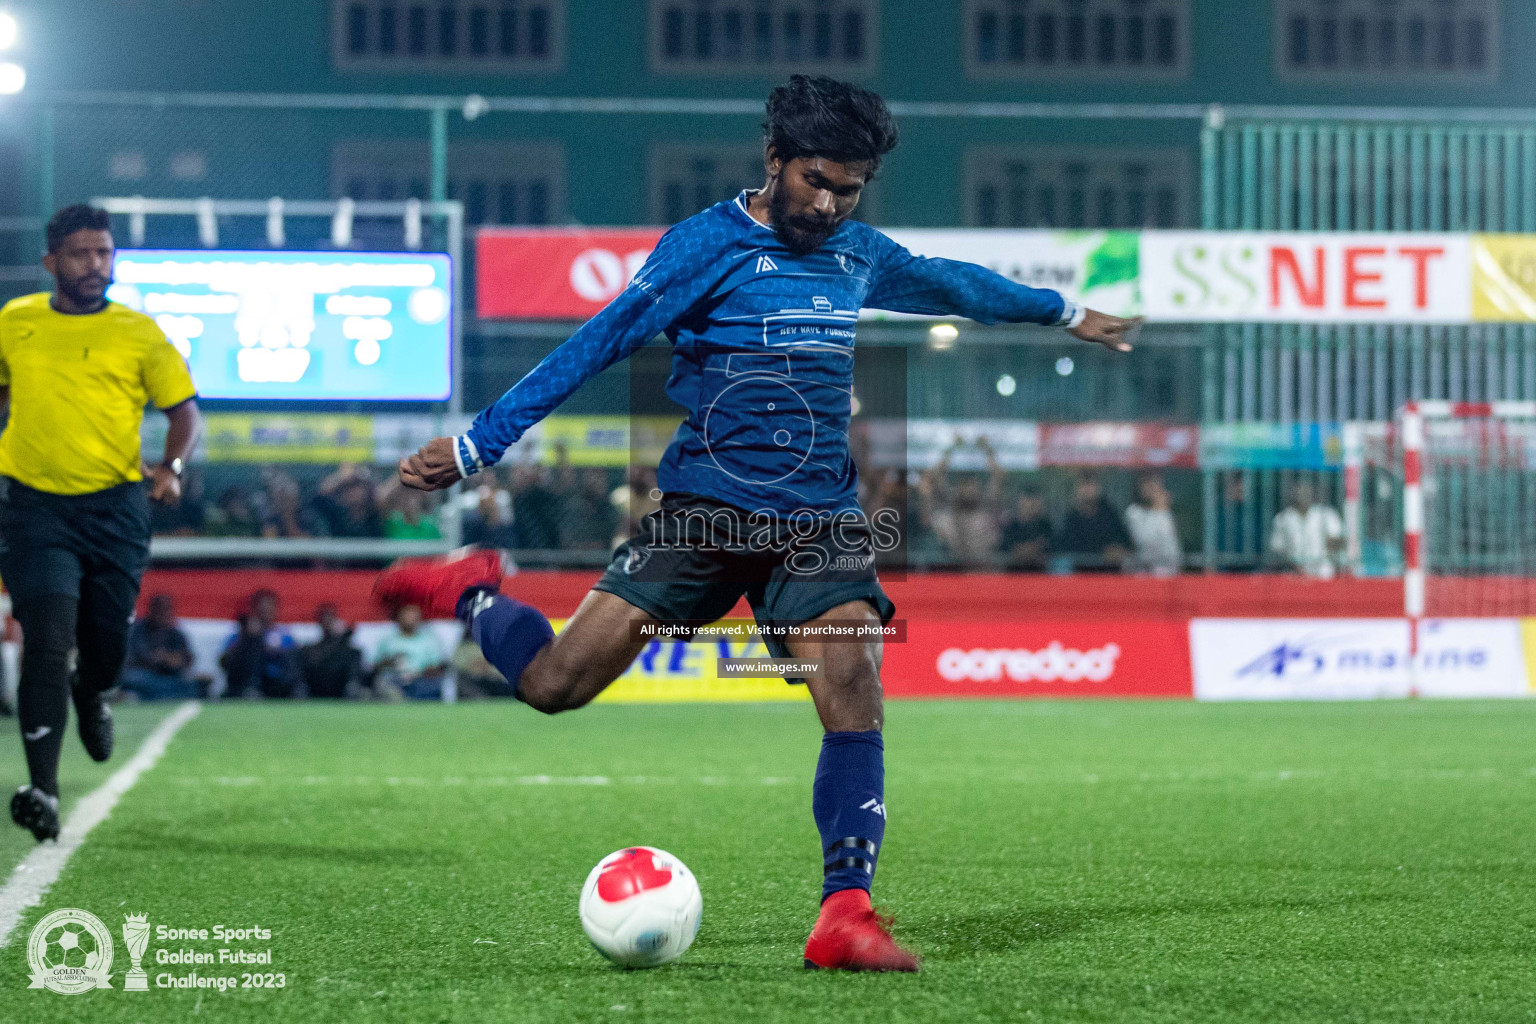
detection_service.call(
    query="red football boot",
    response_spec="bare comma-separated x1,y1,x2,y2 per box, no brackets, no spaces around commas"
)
372,547,509,619
803,889,920,972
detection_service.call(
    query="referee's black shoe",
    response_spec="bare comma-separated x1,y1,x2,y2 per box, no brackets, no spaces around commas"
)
11,786,60,842
72,679,114,763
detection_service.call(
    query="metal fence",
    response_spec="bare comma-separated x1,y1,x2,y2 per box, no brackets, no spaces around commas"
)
1198,107,1536,570
6,92,1536,569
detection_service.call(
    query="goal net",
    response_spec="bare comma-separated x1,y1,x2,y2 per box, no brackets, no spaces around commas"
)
1401,402,1536,622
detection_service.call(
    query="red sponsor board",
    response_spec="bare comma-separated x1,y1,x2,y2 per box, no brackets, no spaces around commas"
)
881,619,1192,699
476,228,664,320
1038,423,1199,468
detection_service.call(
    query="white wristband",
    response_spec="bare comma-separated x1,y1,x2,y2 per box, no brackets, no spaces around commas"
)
1060,301,1087,329
452,434,484,479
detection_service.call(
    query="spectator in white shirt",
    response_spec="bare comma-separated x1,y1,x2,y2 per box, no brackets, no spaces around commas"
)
1124,473,1182,576
1269,480,1345,579
373,604,450,700
917,436,1004,567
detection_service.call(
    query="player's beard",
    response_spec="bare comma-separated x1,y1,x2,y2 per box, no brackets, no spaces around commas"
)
769,184,839,257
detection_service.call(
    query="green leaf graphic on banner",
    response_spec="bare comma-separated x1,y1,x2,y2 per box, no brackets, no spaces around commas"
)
1082,232,1140,292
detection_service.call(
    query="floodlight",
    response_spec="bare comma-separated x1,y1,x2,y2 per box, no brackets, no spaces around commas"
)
0,62,24,95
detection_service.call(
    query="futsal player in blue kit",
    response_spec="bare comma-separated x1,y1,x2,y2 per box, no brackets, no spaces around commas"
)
376,75,1138,971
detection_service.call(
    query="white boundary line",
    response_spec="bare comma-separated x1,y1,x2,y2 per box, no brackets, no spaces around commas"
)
0,700,202,949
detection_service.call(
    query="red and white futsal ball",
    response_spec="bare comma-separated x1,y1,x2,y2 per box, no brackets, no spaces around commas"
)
579,846,702,968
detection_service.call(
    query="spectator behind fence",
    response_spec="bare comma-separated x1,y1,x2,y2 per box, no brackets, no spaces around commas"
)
259,467,320,539
510,462,564,549
380,479,442,540
312,464,382,538
463,482,518,548
219,588,301,698
1212,472,1259,571
1270,479,1345,579
120,593,198,701
204,484,262,537
999,487,1051,570
298,603,365,699
917,437,1004,567
1054,471,1131,572
561,466,620,550
373,603,450,700
610,466,662,549
865,468,912,564
1124,473,1182,576
452,626,517,698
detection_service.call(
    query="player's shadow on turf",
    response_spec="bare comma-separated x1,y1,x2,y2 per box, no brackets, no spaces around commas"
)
108,826,459,867
916,892,1400,959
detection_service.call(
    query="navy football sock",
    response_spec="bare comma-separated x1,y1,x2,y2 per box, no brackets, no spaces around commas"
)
813,730,886,901
464,593,554,699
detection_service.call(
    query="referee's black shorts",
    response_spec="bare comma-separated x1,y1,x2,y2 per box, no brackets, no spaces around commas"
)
0,477,152,617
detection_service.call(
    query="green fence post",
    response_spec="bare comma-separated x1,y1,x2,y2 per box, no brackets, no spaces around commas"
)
38,102,54,220
430,104,449,205
430,103,449,249
1201,107,1220,571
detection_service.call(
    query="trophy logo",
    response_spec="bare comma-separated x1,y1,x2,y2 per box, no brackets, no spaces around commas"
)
122,914,151,992
26,908,115,995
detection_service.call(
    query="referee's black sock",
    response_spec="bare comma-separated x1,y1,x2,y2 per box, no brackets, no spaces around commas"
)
15,595,77,798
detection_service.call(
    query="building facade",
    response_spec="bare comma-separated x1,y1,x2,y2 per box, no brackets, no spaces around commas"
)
2,0,1526,227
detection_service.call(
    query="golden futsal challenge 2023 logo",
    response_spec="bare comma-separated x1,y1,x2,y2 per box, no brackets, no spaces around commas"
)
26,909,281,995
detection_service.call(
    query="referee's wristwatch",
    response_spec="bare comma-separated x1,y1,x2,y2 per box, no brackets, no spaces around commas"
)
160,457,185,478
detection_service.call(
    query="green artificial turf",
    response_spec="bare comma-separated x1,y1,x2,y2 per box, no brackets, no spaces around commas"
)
0,699,1533,1023
0,702,165,874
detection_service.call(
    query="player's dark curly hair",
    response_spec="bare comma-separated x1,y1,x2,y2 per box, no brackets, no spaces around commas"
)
46,204,111,253
763,75,899,178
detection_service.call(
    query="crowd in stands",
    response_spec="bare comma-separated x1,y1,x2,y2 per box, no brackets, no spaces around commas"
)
459,455,629,552
153,450,630,550
152,462,450,540
98,459,1351,705
148,446,1347,578
117,589,519,704
896,437,1346,577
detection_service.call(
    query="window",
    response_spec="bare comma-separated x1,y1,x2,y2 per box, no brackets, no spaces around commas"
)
1276,0,1497,81
965,147,1192,229
649,144,766,225
333,0,563,71
650,1,877,75
333,141,565,227
964,0,1188,79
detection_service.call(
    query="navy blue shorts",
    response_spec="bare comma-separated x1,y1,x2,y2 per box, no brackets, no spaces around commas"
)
593,492,896,678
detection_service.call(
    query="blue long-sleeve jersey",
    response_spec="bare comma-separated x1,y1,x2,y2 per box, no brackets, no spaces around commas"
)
463,191,1077,516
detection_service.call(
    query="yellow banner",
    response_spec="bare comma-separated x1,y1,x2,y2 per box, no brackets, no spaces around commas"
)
541,619,811,704
203,414,375,463
537,416,682,468
1519,619,1536,694
1473,235,1536,322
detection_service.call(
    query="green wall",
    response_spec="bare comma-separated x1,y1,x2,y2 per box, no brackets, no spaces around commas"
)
9,1,1536,225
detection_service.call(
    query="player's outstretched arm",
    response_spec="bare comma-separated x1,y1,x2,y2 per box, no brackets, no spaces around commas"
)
862,228,1138,352
1069,309,1142,353
397,220,727,492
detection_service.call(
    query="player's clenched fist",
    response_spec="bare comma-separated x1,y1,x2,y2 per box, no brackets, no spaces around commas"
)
399,436,465,491
1069,309,1143,353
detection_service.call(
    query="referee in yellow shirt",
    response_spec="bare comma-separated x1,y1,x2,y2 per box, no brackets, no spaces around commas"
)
1,205,202,841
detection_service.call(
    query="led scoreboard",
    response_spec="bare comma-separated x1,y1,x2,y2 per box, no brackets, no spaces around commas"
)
109,250,453,401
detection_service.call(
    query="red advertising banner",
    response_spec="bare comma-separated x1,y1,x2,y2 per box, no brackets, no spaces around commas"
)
477,227,664,320
881,619,1192,699
1038,423,1199,468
